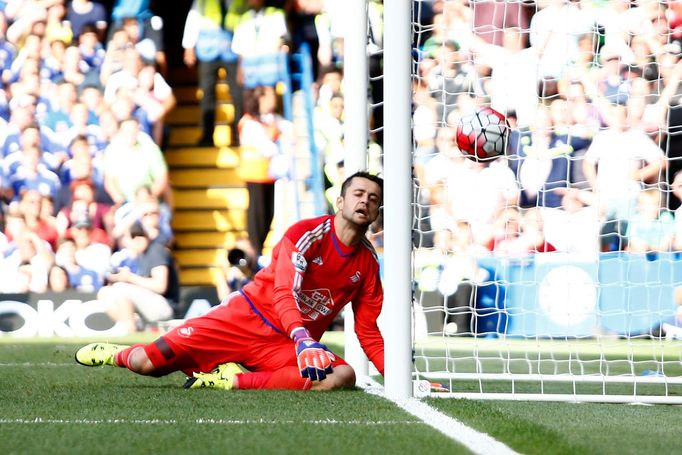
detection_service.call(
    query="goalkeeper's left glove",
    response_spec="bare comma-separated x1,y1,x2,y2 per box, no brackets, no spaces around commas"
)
292,327,335,381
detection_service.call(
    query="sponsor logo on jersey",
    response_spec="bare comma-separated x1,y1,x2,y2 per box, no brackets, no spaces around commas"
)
291,252,307,273
350,271,361,283
312,256,323,266
296,289,333,321
178,326,194,338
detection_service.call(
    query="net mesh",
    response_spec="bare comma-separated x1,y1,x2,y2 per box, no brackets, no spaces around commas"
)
405,0,682,401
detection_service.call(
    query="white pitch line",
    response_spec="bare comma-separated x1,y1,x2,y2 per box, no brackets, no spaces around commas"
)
0,362,73,367
357,378,521,455
0,417,422,426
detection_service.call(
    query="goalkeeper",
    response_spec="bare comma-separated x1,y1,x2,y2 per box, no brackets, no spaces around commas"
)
75,171,385,391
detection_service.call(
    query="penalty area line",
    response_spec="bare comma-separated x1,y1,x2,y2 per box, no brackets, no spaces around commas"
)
358,378,520,455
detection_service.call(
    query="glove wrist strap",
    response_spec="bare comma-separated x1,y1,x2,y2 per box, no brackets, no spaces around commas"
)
291,327,311,342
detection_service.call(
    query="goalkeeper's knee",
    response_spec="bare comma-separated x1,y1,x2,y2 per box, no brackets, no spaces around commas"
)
311,364,356,391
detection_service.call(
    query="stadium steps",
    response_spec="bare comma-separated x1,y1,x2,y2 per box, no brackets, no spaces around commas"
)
168,168,242,187
172,187,248,209
166,68,246,287
165,105,200,125
174,231,242,248
172,210,246,231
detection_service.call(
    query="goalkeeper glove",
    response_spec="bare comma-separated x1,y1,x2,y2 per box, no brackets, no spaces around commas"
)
292,327,335,381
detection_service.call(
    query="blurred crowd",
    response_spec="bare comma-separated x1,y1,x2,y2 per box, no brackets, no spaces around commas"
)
0,0,176,305
412,0,682,256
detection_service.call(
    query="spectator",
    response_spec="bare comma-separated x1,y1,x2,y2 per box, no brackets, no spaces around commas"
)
56,178,111,245
483,26,540,128
626,187,674,253
314,91,344,208
488,206,522,253
66,0,108,40
61,103,105,152
595,45,631,106
108,85,154,137
231,0,289,90
286,0,332,83
10,188,58,252
57,44,100,90
133,63,176,146
0,213,53,293
99,27,132,84
515,104,555,207
2,106,63,160
112,185,172,246
0,23,17,87
529,0,593,81
77,24,106,76
5,3,50,47
136,197,172,247
44,80,78,134
69,212,111,280
7,145,61,203
118,15,167,75
494,207,556,256
237,85,293,257
182,0,247,147
47,263,70,292
419,125,463,236
443,155,520,251
103,47,175,144
54,237,101,292
109,1,166,74
542,188,602,255
583,103,667,223
97,222,179,334
55,135,109,212
315,64,343,112
557,80,601,188
4,121,63,176
425,37,479,121
103,116,169,206
109,229,139,275
78,83,105,120
435,220,488,336
44,0,72,49
102,47,144,103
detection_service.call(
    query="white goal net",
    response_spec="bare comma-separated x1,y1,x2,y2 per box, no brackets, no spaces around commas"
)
400,0,682,403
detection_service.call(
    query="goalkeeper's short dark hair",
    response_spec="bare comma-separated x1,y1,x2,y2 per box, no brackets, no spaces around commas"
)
340,171,384,201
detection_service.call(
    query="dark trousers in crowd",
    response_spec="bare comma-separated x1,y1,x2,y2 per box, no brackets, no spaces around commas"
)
246,181,275,256
198,59,242,145
445,281,476,335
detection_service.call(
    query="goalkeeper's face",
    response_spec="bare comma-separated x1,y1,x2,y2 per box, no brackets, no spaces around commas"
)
337,177,382,228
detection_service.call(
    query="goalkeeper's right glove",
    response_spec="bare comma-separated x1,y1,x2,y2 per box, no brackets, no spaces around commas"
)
292,327,335,381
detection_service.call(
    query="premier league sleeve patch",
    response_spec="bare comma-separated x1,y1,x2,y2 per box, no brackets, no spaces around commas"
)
291,252,307,273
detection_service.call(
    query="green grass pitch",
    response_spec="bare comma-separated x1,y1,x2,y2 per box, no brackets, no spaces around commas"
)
1,334,681,454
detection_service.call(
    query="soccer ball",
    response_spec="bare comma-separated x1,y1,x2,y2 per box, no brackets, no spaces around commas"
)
455,107,509,161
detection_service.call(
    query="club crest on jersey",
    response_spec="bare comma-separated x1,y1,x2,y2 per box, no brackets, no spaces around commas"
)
312,256,323,266
178,326,194,338
350,271,361,283
291,252,307,272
